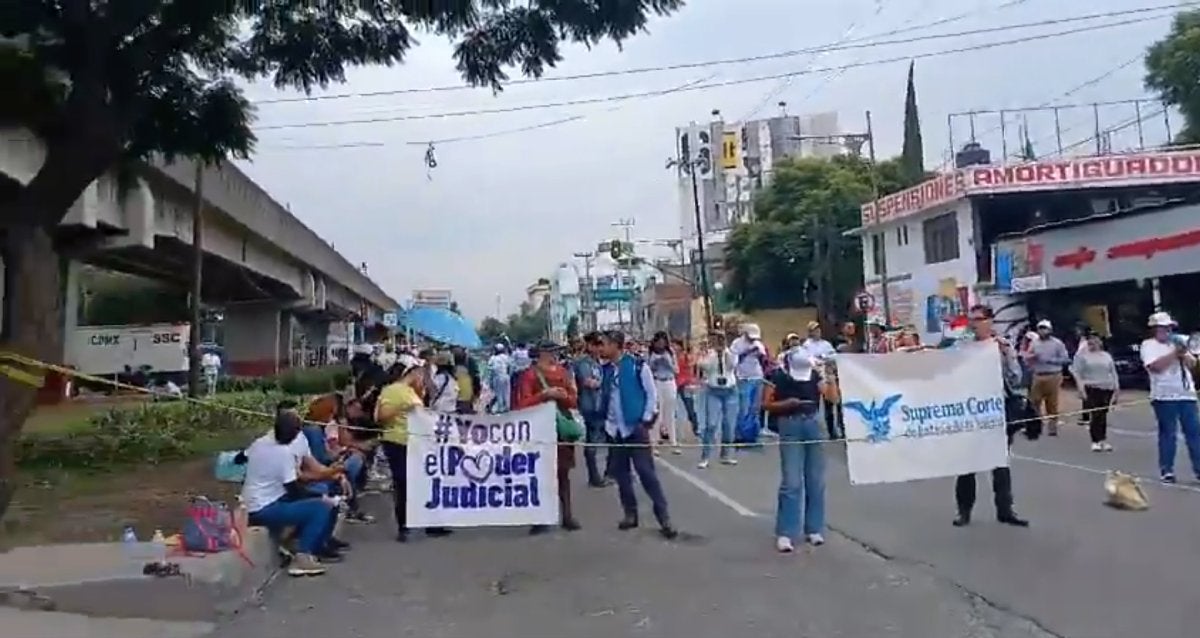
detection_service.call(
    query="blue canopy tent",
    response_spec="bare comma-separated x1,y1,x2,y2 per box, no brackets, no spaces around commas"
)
401,306,482,349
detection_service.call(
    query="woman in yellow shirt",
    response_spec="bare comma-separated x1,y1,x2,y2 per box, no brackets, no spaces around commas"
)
375,355,451,542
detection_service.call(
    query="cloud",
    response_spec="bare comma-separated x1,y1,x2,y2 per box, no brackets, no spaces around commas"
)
236,0,1171,321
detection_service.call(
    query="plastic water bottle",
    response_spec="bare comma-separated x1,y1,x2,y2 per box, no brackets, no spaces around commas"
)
150,529,167,566
121,526,139,564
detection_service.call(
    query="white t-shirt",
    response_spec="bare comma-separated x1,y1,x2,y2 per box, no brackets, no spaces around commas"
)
201,352,221,371
240,434,299,513
803,338,836,362
730,336,767,380
376,351,397,370
1140,337,1196,401
698,348,737,389
287,430,312,467
430,371,460,412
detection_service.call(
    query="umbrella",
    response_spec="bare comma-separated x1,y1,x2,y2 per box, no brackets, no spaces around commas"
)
402,306,482,349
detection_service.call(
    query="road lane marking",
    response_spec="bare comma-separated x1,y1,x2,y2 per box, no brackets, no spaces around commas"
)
655,457,763,518
1012,453,1200,494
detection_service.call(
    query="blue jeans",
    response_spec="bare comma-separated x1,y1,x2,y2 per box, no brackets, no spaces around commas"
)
701,387,738,461
490,376,511,413
1150,400,1200,477
735,379,764,443
249,497,337,555
583,416,611,484
774,413,826,539
678,387,700,436
302,426,332,466
608,426,671,525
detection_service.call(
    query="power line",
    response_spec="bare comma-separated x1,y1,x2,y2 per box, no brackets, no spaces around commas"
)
256,14,1169,132
259,76,712,151
253,3,1188,105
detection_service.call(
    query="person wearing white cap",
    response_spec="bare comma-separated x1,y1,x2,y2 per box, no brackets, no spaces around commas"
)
763,349,839,553
802,321,839,439
730,322,769,444
1024,319,1070,436
1140,311,1200,483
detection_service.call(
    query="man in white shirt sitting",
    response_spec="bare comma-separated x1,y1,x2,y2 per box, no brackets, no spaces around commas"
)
240,410,342,577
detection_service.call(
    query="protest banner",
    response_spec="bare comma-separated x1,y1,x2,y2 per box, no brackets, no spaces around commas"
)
836,342,1010,485
407,403,560,527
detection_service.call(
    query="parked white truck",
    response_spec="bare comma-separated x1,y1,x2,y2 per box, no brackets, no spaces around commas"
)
65,323,190,378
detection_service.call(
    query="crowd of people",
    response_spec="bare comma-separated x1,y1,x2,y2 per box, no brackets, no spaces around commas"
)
230,306,1200,574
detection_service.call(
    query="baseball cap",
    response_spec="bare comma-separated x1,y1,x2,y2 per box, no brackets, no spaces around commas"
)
742,323,762,339
529,340,563,358
806,321,821,331
1036,319,1052,330
784,332,801,342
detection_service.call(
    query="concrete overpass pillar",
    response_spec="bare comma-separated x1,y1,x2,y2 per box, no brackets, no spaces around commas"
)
223,302,286,377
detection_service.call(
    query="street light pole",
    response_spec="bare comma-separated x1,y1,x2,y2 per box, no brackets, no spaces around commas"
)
665,155,715,342
611,218,636,331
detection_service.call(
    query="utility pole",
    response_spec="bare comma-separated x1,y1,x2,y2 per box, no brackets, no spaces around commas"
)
864,110,891,326
611,218,636,332
665,151,718,372
187,160,205,398
792,112,889,326
573,251,597,331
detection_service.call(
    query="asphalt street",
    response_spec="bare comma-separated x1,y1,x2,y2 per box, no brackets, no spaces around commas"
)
209,396,1199,638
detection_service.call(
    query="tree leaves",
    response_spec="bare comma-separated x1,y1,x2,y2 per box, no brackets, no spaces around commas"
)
723,155,922,315
1145,9,1200,144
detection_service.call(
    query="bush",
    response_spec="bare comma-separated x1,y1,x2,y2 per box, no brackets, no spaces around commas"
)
17,393,289,469
215,365,350,395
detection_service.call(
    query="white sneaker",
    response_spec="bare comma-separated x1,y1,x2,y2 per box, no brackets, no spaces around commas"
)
775,536,794,553
652,449,661,457
671,448,683,455
1091,442,1104,452
806,533,825,546
1101,441,1114,452
697,460,709,469
720,457,738,466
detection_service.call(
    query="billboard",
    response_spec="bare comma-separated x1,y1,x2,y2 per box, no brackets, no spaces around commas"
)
412,289,453,309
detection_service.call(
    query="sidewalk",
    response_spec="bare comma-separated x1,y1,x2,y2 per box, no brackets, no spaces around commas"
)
0,526,278,634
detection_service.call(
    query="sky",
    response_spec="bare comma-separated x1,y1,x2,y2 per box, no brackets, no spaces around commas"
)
234,0,1181,322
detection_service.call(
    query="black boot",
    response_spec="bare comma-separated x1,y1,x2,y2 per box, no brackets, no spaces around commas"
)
952,511,971,527
617,516,639,531
997,510,1029,527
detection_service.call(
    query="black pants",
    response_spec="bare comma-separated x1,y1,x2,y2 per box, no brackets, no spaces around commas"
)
1083,386,1114,443
381,441,408,533
954,433,1014,516
822,397,840,439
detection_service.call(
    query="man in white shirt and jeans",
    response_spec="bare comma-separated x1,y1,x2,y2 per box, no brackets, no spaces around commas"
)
730,323,769,444
1140,311,1200,483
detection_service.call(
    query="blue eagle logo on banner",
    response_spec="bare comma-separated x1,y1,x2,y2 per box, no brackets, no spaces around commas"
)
842,394,904,443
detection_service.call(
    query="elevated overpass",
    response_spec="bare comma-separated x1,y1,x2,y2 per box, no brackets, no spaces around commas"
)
1,127,398,375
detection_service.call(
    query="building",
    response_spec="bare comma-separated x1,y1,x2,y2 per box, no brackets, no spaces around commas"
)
675,112,842,245
547,263,581,343
526,278,551,311
634,282,693,339
855,145,1200,346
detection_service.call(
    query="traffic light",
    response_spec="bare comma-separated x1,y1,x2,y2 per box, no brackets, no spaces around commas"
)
610,240,623,260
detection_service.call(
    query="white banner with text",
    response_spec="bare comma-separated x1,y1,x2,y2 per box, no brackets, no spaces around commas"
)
406,403,560,527
837,343,1011,485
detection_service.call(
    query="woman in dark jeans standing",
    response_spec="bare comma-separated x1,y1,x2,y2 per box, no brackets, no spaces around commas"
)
374,356,451,542
1069,330,1119,452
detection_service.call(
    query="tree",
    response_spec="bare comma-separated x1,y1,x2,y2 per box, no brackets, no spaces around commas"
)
725,155,922,319
478,316,507,344
1145,9,1200,144
900,61,924,183
0,1,683,520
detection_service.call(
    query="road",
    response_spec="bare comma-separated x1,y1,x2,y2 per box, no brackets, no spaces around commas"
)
210,396,1200,638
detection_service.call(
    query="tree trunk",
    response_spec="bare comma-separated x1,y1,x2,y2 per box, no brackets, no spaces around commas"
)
187,163,204,398
0,222,64,521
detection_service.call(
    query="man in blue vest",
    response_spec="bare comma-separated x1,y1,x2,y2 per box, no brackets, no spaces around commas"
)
597,330,678,539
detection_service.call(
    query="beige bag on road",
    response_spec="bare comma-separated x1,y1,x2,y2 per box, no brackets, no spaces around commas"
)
1104,471,1149,511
